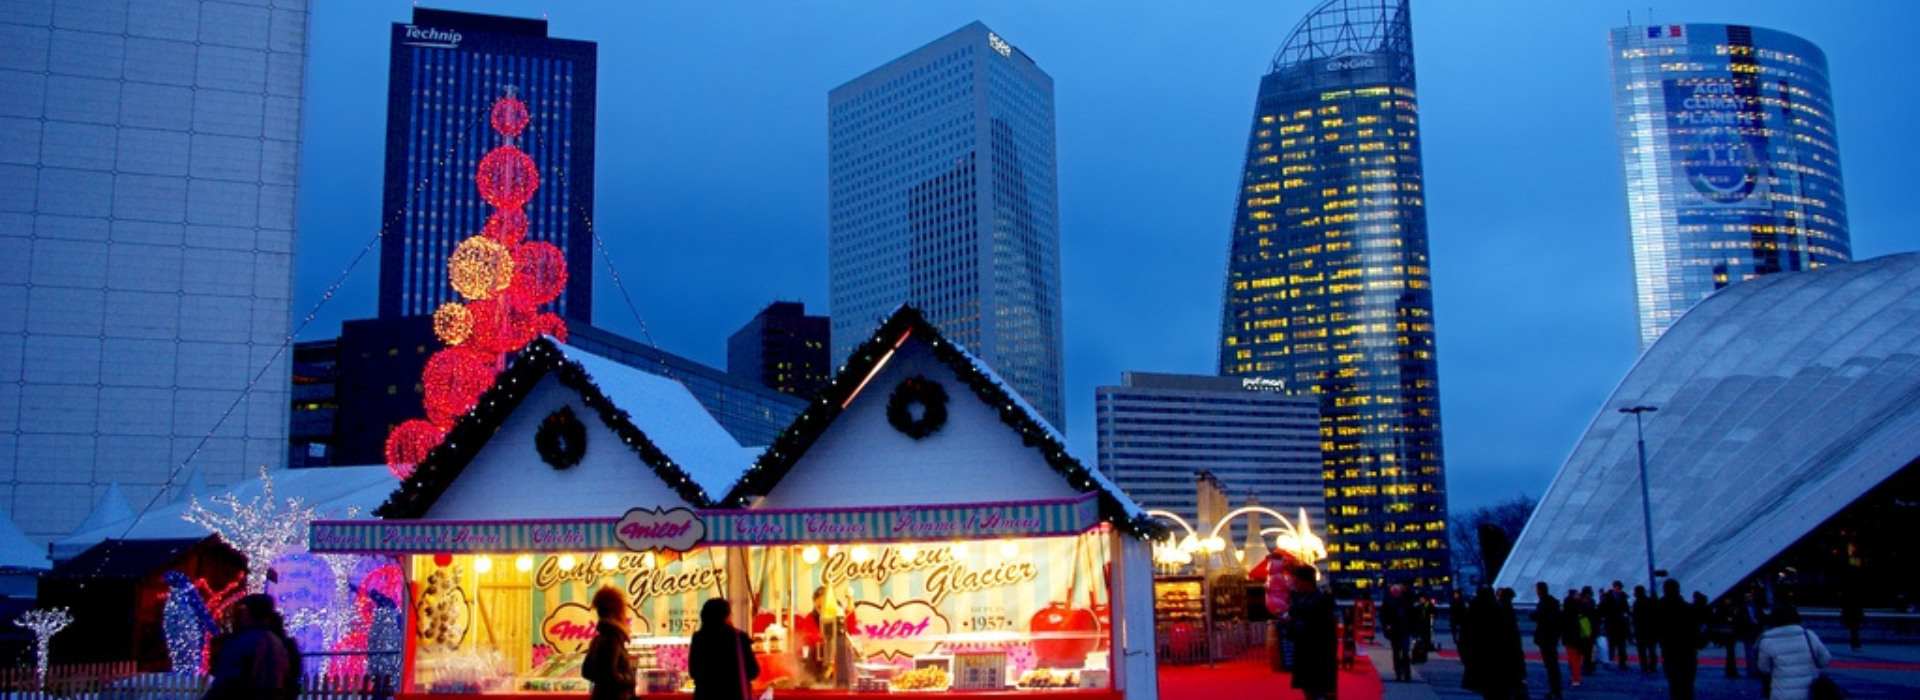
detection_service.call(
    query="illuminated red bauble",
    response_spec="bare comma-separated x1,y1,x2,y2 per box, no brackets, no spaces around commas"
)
509,240,567,307
467,297,536,355
384,419,446,480
482,208,529,246
422,347,498,424
476,146,539,209
491,95,530,138
531,312,568,344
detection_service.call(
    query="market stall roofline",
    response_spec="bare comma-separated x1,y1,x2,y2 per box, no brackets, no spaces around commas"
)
721,305,1165,541
374,338,746,519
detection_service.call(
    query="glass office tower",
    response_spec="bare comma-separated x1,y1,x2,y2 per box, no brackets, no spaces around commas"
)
379,9,596,323
1218,0,1449,591
828,22,1066,429
1610,24,1849,349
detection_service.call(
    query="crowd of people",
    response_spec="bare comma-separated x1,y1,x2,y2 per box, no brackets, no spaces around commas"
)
1444,578,1841,700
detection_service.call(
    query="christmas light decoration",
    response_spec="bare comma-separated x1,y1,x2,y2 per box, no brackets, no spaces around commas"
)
15,607,72,689
491,91,530,138
476,146,539,209
482,208,529,246
532,313,568,343
385,419,445,480
162,572,215,674
509,241,567,307
421,348,497,424
466,297,535,356
433,303,474,346
448,237,515,301
183,466,321,593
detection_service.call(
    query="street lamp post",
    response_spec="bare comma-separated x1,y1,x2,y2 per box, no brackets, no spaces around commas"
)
1619,405,1659,595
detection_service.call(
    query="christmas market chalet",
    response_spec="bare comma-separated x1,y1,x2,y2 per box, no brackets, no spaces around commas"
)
309,307,1165,700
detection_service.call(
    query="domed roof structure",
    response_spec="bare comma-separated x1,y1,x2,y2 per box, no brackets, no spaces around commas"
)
1496,253,1920,601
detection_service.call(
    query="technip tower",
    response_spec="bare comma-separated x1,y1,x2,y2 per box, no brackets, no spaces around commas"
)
1610,23,1849,349
380,9,596,323
828,23,1065,429
1218,0,1448,591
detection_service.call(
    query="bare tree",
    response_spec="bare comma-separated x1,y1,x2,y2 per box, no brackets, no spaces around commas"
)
1451,494,1538,584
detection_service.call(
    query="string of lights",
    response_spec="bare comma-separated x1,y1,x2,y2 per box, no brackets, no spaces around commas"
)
14,607,71,688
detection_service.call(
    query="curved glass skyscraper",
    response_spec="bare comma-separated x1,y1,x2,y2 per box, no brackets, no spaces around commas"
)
1610,24,1850,349
1218,0,1448,591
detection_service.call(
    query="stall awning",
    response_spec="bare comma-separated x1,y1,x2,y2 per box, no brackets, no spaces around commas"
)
308,493,1100,554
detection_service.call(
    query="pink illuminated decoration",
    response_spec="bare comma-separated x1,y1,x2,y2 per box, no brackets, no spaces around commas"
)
385,88,570,479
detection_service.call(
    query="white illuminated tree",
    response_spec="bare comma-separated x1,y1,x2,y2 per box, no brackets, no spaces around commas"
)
183,466,320,593
15,607,72,689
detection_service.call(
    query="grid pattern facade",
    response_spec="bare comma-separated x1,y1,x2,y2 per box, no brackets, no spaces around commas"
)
1096,373,1323,546
0,0,308,540
378,9,595,323
726,301,831,402
1217,0,1449,591
828,22,1065,429
1610,24,1850,349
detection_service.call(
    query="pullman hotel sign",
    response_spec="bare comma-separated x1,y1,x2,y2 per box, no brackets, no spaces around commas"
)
307,495,1100,554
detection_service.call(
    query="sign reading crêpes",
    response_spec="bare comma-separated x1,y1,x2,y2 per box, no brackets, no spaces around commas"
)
308,495,1100,553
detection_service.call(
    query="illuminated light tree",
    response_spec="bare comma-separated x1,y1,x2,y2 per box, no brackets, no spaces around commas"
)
433,302,474,346
447,237,516,301
183,467,321,593
421,348,498,425
385,419,445,480
15,607,71,689
162,572,216,674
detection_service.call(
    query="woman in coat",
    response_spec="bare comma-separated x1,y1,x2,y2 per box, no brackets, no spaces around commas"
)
690,598,760,700
1459,586,1525,700
583,586,637,700
1286,565,1338,700
1755,607,1833,700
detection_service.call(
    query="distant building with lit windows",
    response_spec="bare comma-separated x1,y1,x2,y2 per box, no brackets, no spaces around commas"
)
1216,0,1449,592
1095,373,1323,548
728,301,831,402
827,22,1066,429
1609,23,1850,349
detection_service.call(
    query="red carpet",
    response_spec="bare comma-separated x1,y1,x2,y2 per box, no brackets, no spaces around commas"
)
1158,653,1383,700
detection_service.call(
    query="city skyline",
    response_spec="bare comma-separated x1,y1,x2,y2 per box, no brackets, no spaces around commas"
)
293,1,1919,516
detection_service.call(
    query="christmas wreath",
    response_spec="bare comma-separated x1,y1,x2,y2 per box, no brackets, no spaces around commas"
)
536,406,587,470
887,376,949,440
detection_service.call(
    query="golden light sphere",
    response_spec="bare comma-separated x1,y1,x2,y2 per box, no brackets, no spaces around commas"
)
448,236,515,301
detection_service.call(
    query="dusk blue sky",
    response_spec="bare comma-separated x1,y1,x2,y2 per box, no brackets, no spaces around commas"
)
295,1,1919,515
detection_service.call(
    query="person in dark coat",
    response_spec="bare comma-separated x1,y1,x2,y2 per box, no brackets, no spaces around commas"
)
205,594,291,700
690,598,760,700
1460,586,1525,700
1381,584,1415,682
1601,581,1632,670
1286,565,1338,700
583,586,637,700
1531,582,1564,700
1659,580,1703,700
1448,589,1467,650
1632,584,1661,673
1839,593,1864,651
1561,588,1589,687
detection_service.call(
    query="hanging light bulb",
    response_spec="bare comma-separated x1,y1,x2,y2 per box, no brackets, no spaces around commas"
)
850,546,871,563
473,556,493,574
950,542,969,559
515,555,533,572
601,553,619,570
900,544,919,560
643,552,656,568
557,554,577,571
802,546,821,565
1000,540,1019,558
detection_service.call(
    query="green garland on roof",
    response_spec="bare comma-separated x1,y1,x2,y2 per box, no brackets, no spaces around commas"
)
724,307,1166,541
375,338,716,519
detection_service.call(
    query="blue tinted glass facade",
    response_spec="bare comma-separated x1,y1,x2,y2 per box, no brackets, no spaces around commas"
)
1610,24,1849,349
1218,0,1449,592
828,22,1065,429
379,9,596,323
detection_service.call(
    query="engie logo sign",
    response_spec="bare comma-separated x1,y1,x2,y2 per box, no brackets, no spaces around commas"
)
616,507,704,552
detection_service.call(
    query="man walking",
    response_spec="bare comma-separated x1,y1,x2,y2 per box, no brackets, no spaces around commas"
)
1658,579,1702,700
1532,582,1564,700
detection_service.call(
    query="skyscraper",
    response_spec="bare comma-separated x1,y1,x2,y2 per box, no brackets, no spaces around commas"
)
1095,373,1323,547
379,8,596,323
0,0,310,540
1610,24,1850,349
1217,0,1449,591
828,22,1066,429
728,301,831,402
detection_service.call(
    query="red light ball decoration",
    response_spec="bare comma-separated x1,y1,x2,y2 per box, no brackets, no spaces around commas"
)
467,297,536,356
531,312,568,343
384,419,446,479
482,208,528,246
422,347,499,424
476,146,539,209
509,241,567,308
490,95,530,138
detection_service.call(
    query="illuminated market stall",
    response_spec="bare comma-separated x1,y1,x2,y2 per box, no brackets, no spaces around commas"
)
309,307,1163,700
